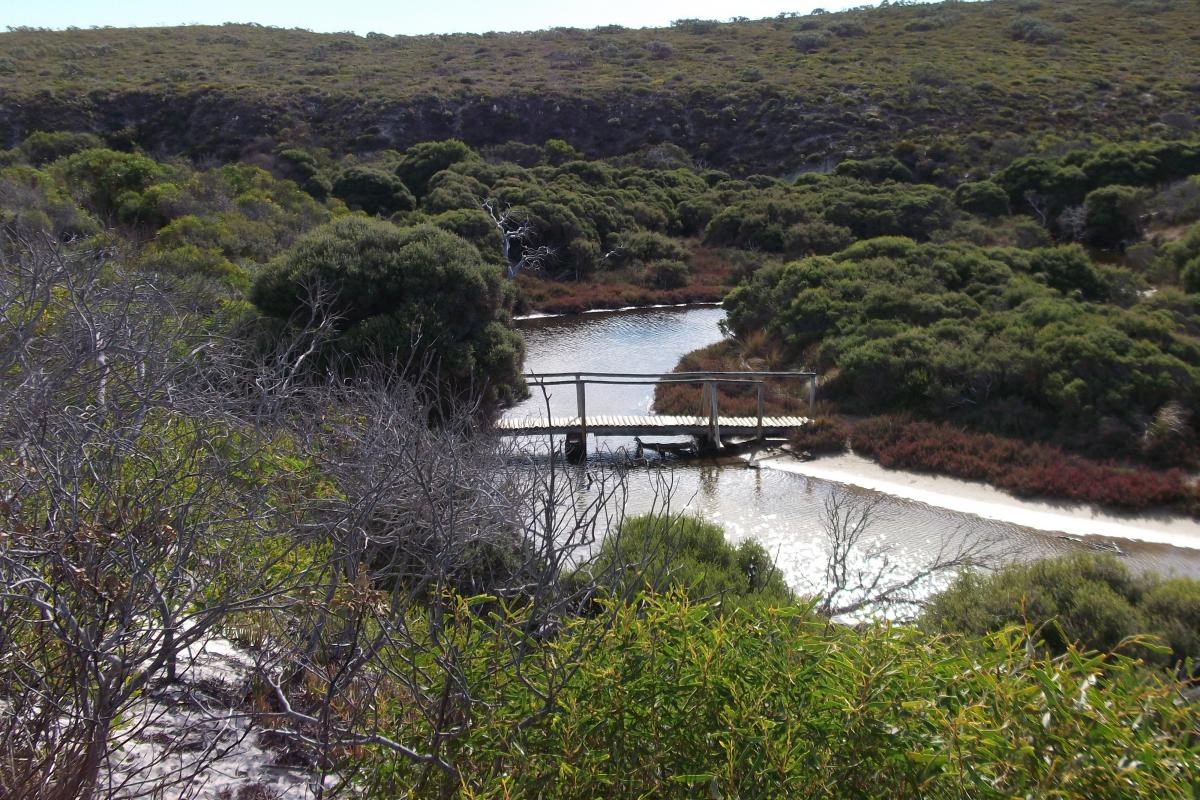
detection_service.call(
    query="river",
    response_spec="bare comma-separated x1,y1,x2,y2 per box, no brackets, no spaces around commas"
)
507,305,1200,597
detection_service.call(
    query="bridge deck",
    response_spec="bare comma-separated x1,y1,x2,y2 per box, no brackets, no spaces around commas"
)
496,415,810,436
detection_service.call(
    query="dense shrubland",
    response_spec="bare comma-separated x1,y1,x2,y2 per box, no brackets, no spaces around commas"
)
1,231,1198,798
725,237,1198,453
2,4,1200,796
8,123,1200,506
2,1,1198,175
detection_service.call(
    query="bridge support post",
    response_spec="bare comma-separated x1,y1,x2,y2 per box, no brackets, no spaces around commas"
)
808,375,816,413
695,379,723,453
565,431,587,464
567,376,587,463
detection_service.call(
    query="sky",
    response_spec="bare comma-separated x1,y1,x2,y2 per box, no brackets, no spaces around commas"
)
6,0,872,36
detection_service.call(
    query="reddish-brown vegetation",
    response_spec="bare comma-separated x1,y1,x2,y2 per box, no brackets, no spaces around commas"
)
652,341,813,417
788,417,852,455
517,244,736,314
851,416,1193,512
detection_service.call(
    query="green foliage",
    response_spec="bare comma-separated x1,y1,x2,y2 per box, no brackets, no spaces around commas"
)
924,553,1200,668
1164,223,1200,290
705,178,956,252
833,156,913,183
250,216,525,404
616,229,687,264
724,238,1196,446
19,130,104,165
1026,244,1109,299
953,180,1009,217
642,258,690,289
584,515,792,608
1083,184,1149,248
783,219,853,255
0,163,99,239
331,165,416,215
1007,16,1065,44
542,138,582,165
367,596,1199,798
395,139,478,198
55,148,167,218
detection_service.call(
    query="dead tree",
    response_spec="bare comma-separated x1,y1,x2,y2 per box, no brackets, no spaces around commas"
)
0,230,333,799
250,371,685,797
814,486,1005,619
481,199,556,279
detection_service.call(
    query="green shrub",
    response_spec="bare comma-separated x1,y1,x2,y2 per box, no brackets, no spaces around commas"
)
55,148,166,218
791,31,828,52
833,156,913,183
395,139,478,198
641,258,690,289
19,130,104,165
331,165,416,215
1008,16,1065,43
617,229,687,264
953,180,1009,217
1082,184,1149,248
366,595,1200,797
783,219,853,255
924,553,1200,667
250,216,524,404
584,515,792,608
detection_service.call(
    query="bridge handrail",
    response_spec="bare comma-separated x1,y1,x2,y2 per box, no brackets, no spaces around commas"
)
524,377,775,387
518,368,817,445
524,370,815,380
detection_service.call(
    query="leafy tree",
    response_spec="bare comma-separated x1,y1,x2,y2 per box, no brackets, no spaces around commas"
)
251,217,525,404
953,180,1009,217
332,165,416,215
55,148,167,218
1082,184,1148,248
395,139,478,198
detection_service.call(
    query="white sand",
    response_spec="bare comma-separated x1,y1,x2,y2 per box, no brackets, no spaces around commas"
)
759,452,1200,551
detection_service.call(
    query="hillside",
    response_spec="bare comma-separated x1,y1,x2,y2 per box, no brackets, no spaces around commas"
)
1,0,1197,173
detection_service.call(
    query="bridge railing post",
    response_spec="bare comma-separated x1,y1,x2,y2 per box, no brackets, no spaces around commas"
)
707,379,720,446
576,374,587,438
757,381,764,440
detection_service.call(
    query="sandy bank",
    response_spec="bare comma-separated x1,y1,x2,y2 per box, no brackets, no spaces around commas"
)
759,452,1200,551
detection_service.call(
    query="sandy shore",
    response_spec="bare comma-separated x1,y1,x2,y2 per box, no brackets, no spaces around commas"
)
758,452,1200,551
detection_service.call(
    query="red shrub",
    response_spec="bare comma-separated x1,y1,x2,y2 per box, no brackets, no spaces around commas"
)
850,415,1191,513
789,417,851,454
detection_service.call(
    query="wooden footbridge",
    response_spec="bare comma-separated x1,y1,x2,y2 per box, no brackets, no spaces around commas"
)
496,370,817,461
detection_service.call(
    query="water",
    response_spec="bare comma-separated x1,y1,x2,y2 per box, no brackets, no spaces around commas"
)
506,306,1200,598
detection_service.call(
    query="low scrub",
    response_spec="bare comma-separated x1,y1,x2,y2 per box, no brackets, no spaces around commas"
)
788,415,851,454
925,553,1200,669
852,416,1191,512
577,514,792,609
364,595,1200,798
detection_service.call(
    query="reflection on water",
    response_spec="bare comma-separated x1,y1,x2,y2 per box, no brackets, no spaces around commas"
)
509,306,1200,591
512,306,727,420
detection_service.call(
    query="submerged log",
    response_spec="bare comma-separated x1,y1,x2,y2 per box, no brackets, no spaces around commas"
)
634,436,697,459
